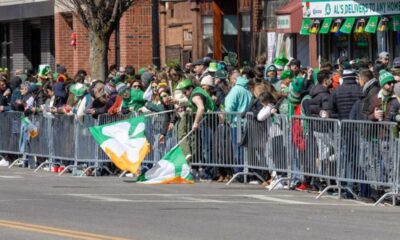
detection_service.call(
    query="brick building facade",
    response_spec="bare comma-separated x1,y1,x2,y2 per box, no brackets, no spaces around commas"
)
55,0,153,76
159,0,296,67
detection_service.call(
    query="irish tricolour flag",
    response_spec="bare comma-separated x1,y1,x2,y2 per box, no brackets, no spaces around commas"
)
89,116,150,174
137,146,193,184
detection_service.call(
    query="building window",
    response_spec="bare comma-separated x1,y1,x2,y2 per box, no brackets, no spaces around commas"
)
240,13,251,64
262,0,289,30
202,16,213,55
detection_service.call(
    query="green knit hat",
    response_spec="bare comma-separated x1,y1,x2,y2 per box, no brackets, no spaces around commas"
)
280,70,294,80
290,76,305,94
379,69,395,87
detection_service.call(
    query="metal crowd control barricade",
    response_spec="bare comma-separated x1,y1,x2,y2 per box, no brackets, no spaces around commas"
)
28,114,54,171
184,112,251,183
338,120,399,206
143,111,178,163
34,114,77,173
285,116,343,197
245,113,291,187
0,112,24,167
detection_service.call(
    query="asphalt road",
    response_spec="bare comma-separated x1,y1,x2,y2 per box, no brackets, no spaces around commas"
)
0,167,399,240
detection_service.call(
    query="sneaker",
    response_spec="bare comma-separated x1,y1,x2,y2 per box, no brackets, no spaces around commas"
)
199,178,212,183
266,178,281,190
266,180,285,190
295,183,311,191
0,159,9,167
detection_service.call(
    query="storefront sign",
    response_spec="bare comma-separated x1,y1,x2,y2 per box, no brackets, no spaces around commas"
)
277,15,291,30
303,0,400,18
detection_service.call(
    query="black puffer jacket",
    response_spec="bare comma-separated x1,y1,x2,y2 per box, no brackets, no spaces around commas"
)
330,78,361,120
308,84,331,117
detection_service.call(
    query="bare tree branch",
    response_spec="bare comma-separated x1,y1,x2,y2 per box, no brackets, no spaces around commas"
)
55,0,138,81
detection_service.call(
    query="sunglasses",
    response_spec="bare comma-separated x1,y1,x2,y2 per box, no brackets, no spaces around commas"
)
132,85,141,89
151,86,158,89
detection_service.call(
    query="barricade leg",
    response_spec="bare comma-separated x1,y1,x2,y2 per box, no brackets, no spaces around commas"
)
226,172,265,186
8,155,27,168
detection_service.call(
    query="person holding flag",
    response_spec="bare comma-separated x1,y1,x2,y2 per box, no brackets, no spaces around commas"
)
175,79,216,162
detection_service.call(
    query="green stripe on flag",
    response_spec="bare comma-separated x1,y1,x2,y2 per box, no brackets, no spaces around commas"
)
137,146,193,184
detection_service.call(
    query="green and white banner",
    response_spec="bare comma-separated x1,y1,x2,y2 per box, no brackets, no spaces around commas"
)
303,0,400,18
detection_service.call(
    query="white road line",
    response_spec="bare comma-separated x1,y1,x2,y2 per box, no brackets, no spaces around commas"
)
68,194,133,202
0,175,23,179
175,197,226,203
63,194,372,206
247,195,312,205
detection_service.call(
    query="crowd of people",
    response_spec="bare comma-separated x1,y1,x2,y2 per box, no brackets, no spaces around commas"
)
1,51,400,201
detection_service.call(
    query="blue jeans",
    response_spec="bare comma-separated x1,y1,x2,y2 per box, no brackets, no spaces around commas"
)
231,127,243,173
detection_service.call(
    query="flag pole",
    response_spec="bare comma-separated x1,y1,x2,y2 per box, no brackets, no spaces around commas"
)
173,117,205,150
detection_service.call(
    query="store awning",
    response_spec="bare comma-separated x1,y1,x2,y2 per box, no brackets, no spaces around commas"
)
393,16,400,31
275,0,302,33
340,18,356,34
365,17,378,33
300,18,311,35
319,18,332,34
300,16,400,34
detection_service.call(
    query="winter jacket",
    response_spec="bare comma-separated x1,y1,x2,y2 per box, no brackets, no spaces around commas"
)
307,84,331,117
356,79,380,120
386,99,400,123
369,90,397,121
224,77,252,113
0,87,10,107
330,78,361,120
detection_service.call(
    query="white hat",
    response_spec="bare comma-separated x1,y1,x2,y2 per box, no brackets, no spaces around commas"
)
200,75,214,87
379,51,389,59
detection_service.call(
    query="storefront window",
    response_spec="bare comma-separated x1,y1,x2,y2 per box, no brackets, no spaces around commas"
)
202,16,213,55
240,13,251,64
262,0,289,30
377,31,389,54
353,33,371,59
330,33,349,63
